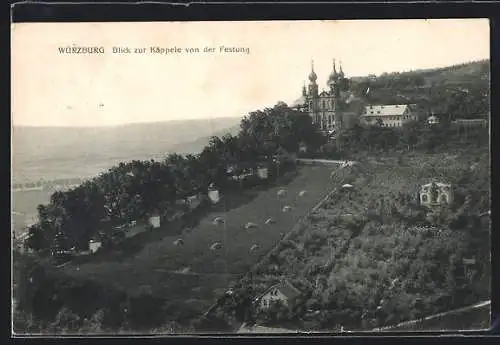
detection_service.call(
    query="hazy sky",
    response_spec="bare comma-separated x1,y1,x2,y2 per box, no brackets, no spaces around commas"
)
11,19,489,127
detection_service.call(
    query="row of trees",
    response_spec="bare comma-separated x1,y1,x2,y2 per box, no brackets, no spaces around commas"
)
23,103,325,255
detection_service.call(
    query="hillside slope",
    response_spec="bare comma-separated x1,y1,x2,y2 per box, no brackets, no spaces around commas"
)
349,60,489,119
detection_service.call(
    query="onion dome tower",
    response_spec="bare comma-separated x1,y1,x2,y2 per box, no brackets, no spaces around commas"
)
328,59,339,91
308,60,318,98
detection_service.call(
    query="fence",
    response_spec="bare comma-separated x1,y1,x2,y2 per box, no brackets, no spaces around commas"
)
371,300,491,332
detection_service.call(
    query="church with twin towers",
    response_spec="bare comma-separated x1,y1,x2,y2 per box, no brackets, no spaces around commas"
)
291,59,360,135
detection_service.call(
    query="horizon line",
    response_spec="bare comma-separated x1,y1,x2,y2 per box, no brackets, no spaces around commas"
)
12,116,244,129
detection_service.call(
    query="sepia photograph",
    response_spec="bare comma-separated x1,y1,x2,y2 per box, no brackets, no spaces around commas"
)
11,19,491,335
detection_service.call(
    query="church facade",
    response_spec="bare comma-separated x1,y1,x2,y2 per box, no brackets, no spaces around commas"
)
291,59,353,134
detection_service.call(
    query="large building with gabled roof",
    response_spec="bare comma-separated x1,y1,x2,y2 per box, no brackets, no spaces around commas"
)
361,104,418,128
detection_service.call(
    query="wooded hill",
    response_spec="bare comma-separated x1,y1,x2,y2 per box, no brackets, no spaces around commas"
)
349,60,490,120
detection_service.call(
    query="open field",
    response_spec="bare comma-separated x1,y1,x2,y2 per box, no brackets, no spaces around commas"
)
60,165,335,320
231,152,490,331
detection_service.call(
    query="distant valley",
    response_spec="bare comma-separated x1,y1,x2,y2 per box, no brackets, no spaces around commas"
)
12,117,241,184
11,117,241,232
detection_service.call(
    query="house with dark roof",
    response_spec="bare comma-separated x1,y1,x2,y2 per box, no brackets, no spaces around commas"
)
361,104,418,128
254,280,301,310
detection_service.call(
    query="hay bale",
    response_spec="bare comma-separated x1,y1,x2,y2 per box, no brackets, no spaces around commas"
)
265,218,275,225
250,244,259,252
210,242,222,251
213,217,224,225
173,239,184,246
245,222,258,229
277,189,287,197
282,205,292,212
299,190,307,196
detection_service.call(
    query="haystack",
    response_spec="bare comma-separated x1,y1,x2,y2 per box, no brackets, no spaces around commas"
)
213,217,225,225
265,218,276,225
210,242,222,251
245,222,258,229
277,189,287,197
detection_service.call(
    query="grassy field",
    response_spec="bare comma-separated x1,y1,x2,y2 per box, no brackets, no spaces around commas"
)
60,165,335,320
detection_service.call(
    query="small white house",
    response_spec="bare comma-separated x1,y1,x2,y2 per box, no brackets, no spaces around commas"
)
89,240,102,254
257,167,269,180
427,115,440,125
208,189,220,204
148,215,161,229
298,142,308,153
187,194,202,210
255,281,301,310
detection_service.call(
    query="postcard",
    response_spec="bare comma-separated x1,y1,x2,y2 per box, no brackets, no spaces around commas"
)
11,19,491,335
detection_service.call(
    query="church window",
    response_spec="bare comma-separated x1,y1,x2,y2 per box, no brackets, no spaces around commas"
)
440,195,448,203
422,194,428,203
